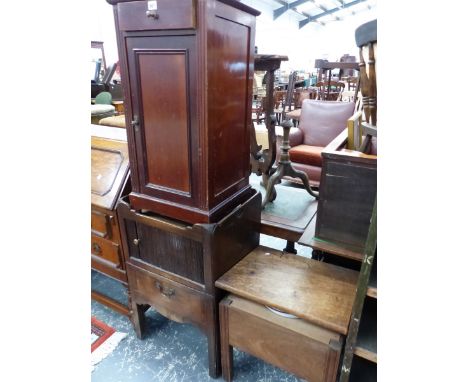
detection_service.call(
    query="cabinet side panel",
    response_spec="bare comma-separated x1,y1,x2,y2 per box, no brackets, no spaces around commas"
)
137,51,191,194
207,15,251,202
316,159,377,248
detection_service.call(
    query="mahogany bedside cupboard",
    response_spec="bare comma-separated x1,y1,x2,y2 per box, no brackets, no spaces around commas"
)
91,125,131,314
107,0,261,224
117,190,261,378
216,246,359,382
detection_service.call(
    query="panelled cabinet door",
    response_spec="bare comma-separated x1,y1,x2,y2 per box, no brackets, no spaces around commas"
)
126,35,199,208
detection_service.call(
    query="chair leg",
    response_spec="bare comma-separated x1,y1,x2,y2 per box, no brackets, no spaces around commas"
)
220,299,233,382
206,299,221,378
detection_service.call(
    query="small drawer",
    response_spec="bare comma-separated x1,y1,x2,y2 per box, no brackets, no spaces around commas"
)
91,210,112,238
127,263,207,325
91,236,121,267
117,0,196,31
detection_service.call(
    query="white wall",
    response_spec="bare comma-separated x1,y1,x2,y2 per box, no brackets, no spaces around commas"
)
90,0,376,73
242,0,377,72
90,1,119,67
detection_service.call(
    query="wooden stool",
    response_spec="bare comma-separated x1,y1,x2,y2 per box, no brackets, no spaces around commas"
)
216,246,359,382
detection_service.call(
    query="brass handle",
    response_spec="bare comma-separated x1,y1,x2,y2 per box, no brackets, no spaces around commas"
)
133,238,140,246
131,116,140,132
146,10,159,19
92,243,102,254
155,282,175,298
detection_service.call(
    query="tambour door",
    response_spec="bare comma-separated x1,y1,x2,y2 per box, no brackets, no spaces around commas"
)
125,35,199,207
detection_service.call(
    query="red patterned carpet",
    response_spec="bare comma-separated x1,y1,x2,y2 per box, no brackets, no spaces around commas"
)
91,317,127,370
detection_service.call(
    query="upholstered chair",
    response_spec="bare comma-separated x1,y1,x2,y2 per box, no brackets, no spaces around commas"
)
278,99,355,187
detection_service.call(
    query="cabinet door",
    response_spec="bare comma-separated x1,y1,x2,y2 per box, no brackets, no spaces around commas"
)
125,35,199,207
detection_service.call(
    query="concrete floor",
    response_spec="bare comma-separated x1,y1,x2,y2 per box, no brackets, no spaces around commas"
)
91,234,311,382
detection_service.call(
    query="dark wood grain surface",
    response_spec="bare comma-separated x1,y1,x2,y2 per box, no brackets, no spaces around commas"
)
114,0,257,224
221,295,342,382
91,137,130,210
216,246,359,335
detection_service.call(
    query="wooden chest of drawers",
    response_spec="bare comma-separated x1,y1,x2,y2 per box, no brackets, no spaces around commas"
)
91,125,131,313
117,190,261,378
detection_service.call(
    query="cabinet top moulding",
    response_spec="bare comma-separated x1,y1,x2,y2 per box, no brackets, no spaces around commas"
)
106,0,261,16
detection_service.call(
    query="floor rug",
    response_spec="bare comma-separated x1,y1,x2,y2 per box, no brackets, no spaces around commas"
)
91,317,127,371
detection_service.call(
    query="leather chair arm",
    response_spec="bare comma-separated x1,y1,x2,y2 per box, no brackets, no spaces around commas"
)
289,127,304,147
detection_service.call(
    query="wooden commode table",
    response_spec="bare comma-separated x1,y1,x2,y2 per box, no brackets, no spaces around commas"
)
216,246,359,382
117,191,261,378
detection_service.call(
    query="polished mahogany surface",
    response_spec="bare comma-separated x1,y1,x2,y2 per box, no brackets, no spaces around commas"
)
207,2,253,207
116,0,196,31
126,35,198,208
112,0,258,224
138,48,191,193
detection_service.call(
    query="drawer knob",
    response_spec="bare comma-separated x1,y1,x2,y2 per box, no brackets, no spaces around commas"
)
146,10,159,20
155,282,175,298
92,243,102,254
133,238,140,246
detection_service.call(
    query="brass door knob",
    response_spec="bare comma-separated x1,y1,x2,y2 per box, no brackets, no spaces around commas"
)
92,243,102,254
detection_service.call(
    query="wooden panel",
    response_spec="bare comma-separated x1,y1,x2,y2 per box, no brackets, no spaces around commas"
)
207,9,252,204
91,137,130,210
91,290,129,315
92,257,127,283
126,263,208,326
216,246,358,335
117,0,195,31
226,296,341,382
316,159,376,249
133,221,204,284
91,209,111,238
137,50,191,194
91,236,121,267
207,191,261,293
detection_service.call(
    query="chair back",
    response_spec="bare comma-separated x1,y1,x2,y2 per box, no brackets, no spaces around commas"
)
273,90,286,109
316,81,345,101
282,71,297,116
354,19,377,152
298,100,355,147
294,90,312,109
95,91,113,105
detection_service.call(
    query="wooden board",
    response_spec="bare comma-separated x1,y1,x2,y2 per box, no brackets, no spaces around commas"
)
91,136,130,210
216,246,359,335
